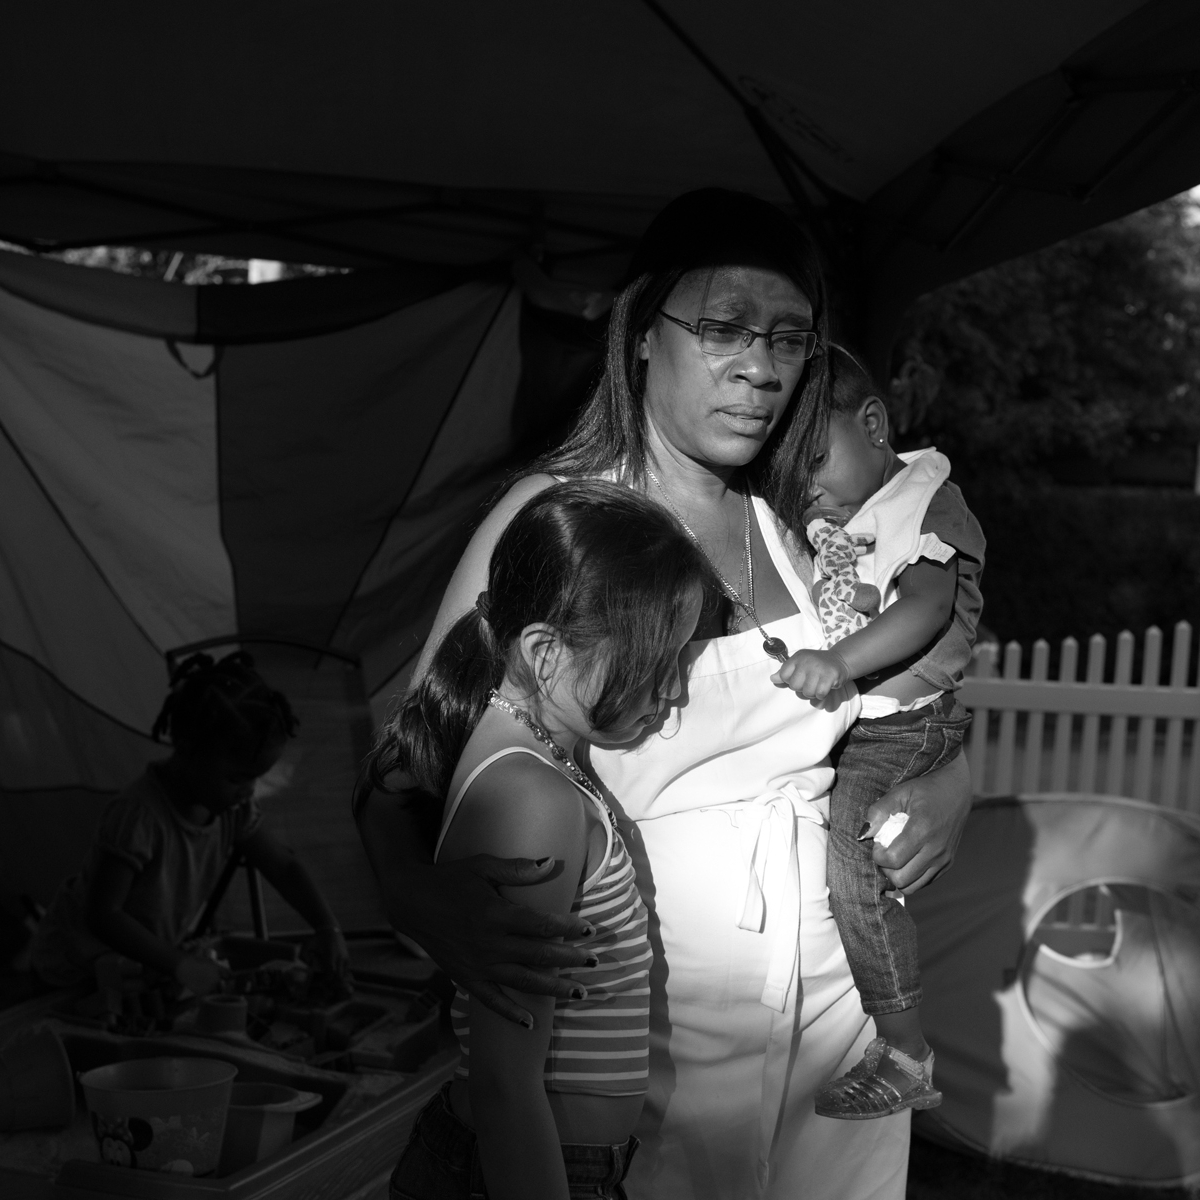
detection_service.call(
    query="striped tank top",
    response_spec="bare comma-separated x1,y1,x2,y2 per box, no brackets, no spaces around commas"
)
436,746,651,1096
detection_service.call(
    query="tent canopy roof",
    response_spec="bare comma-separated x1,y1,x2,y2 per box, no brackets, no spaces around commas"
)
3,0,1200,350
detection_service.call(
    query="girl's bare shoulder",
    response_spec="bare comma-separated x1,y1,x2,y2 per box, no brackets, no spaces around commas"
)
441,749,587,863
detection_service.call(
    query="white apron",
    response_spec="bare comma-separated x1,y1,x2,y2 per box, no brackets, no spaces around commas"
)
590,496,910,1200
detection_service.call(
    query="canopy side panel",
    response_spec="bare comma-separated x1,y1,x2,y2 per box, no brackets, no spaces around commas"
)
217,282,508,646
338,286,523,700
0,287,235,652
0,641,160,793
0,413,164,733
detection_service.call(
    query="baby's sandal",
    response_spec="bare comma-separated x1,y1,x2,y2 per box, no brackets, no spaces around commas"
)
814,1037,942,1120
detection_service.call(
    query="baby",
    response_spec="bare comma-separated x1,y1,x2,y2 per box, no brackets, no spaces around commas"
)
773,345,985,1120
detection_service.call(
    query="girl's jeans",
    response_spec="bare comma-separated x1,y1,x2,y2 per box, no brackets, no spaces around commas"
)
828,693,971,1016
389,1083,639,1200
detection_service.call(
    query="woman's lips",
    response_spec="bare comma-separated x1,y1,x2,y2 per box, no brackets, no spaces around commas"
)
716,408,772,435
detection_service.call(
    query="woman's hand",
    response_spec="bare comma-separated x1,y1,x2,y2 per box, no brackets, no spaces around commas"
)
863,751,972,895
394,856,598,1026
356,785,597,1026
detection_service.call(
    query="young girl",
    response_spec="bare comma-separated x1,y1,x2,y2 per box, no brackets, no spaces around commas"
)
32,652,349,994
370,481,706,1200
771,346,985,1120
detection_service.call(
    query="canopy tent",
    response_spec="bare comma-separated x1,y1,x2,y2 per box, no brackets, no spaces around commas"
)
909,796,1200,1189
2,0,1200,1052
4,0,1200,360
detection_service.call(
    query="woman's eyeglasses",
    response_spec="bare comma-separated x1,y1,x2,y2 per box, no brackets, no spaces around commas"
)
659,311,818,364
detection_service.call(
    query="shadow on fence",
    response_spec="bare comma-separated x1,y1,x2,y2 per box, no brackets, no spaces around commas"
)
959,621,1200,812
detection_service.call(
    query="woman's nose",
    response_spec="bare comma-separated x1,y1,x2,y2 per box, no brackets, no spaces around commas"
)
663,666,683,702
732,337,780,385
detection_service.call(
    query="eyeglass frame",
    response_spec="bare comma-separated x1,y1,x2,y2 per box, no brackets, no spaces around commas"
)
657,310,819,363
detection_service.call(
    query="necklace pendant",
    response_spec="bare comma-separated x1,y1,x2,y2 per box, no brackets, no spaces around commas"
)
762,636,790,664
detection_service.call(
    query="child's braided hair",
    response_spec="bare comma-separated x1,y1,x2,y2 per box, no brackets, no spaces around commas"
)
152,651,298,759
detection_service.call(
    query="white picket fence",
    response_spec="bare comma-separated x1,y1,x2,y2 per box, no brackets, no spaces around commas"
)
958,621,1200,814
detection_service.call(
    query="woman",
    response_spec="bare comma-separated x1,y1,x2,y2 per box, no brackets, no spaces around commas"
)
357,189,971,1198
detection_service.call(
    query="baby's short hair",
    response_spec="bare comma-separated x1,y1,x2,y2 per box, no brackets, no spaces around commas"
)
829,344,883,416
152,651,297,759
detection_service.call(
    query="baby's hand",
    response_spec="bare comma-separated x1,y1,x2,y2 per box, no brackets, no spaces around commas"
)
771,649,852,701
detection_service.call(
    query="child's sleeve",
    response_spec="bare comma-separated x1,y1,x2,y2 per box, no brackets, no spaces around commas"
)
95,797,161,874
921,483,985,567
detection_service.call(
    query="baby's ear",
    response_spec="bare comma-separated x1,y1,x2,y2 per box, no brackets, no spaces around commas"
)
862,396,890,447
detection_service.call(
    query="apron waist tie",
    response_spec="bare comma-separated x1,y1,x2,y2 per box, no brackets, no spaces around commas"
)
731,782,828,1013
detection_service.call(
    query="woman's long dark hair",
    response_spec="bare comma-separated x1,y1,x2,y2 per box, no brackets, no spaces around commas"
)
528,188,832,536
368,481,708,800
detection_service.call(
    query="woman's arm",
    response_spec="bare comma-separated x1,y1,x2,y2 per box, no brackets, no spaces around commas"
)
441,757,592,1200
867,750,972,894
354,779,596,1025
411,473,557,686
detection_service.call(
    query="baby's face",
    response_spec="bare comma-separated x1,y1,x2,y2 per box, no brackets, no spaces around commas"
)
809,412,882,514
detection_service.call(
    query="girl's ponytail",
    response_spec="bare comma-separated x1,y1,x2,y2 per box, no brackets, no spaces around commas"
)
369,603,505,799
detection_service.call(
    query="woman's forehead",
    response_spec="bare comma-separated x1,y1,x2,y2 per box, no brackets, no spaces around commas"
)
669,265,812,323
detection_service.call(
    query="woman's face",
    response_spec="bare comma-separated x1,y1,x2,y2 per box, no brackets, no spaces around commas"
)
640,266,812,469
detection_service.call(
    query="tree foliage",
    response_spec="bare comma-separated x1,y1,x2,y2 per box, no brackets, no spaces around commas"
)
888,195,1200,484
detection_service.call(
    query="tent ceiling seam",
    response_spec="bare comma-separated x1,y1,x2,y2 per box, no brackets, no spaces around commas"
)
637,0,840,216
0,416,164,659
0,637,160,741
0,167,641,265
326,284,515,653
862,61,1200,267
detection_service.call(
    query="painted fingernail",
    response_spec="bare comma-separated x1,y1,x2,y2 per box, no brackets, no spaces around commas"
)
534,856,552,868
571,986,587,1000
521,1016,534,1029
579,924,596,939
858,822,872,839
585,955,599,968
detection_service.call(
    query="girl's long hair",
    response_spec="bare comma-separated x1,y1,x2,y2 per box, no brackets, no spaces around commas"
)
528,188,831,536
368,480,708,800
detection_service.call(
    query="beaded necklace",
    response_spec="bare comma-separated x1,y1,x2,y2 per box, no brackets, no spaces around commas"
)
486,691,616,826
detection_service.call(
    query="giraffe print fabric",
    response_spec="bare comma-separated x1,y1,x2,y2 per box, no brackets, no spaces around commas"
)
804,508,881,647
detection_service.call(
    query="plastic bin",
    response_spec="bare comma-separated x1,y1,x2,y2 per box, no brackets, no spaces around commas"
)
218,1083,322,1174
79,1056,237,1175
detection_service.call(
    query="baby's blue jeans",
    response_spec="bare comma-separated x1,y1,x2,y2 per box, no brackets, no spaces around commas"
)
828,692,971,1016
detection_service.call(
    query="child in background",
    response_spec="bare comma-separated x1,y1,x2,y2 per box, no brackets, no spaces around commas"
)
771,346,985,1120
369,481,706,1200
32,652,350,995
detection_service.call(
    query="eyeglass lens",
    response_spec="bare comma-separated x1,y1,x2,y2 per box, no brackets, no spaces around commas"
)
698,321,815,362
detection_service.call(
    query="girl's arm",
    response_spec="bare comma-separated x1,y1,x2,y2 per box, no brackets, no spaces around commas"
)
439,756,591,1200
240,828,350,977
86,856,222,994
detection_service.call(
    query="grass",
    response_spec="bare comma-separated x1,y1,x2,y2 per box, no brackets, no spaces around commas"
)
909,1137,1192,1200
